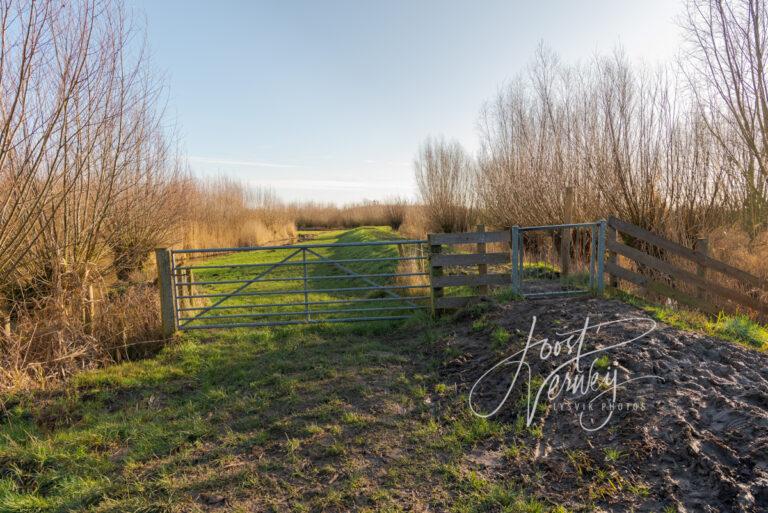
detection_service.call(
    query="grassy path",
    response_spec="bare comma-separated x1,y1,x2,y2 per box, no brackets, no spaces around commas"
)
0,228,557,513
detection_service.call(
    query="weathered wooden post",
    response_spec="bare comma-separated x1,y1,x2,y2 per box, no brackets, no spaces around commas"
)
155,248,176,338
606,220,618,289
597,220,606,294
560,186,574,278
510,226,521,296
695,238,709,299
428,234,443,316
476,224,488,295
183,268,189,298
183,267,194,308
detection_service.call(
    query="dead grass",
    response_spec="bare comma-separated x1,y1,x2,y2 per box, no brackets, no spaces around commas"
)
394,244,431,295
289,198,414,231
0,284,165,392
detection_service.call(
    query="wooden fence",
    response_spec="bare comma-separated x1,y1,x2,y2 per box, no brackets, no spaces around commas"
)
606,216,768,319
428,226,511,312
161,214,768,330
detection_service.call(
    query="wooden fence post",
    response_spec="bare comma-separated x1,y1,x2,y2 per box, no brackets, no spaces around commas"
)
428,234,443,316
597,220,606,294
184,268,194,307
155,248,176,338
694,238,709,299
510,226,521,296
560,186,574,278
476,224,488,295
607,222,618,288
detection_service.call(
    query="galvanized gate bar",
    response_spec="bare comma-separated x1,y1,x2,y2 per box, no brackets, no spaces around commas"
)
178,305,425,323
172,240,428,254
303,246,421,308
180,316,418,330
177,248,302,327
175,256,424,271
176,284,429,300
171,238,429,330
182,272,428,286
176,296,432,312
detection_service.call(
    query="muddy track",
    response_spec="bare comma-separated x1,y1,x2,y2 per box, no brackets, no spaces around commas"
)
439,296,768,512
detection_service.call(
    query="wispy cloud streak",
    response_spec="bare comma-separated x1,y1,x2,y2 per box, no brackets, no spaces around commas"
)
188,156,304,169
253,179,414,191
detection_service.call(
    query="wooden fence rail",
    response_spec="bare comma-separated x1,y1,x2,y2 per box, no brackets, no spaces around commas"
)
428,227,512,313
606,216,768,319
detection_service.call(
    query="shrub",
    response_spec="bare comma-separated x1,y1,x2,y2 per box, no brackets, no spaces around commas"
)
383,197,408,231
414,137,475,233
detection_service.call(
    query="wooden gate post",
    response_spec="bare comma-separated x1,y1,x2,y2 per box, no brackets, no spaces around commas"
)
510,226,521,296
428,234,443,316
476,224,488,295
596,220,606,294
606,221,618,288
184,268,194,303
560,186,574,278
155,248,176,338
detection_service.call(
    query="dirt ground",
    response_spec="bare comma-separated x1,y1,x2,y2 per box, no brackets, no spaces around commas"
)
439,295,768,512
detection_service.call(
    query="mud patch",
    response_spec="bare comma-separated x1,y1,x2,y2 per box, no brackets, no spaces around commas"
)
438,296,768,512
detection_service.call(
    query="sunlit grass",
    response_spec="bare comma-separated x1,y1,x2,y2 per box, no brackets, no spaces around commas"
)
610,289,768,351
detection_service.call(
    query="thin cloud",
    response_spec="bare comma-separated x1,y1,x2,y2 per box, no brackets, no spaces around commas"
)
188,155,304,169
253,179,414,191
363,159,410,167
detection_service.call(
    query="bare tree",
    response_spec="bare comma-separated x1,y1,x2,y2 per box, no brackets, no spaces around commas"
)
414,137,475,232
682,0,768,236
0,0,98,294
383,196,408,231
475,45,729,244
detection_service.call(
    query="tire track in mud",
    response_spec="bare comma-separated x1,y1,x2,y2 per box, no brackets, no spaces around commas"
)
439,296,768,512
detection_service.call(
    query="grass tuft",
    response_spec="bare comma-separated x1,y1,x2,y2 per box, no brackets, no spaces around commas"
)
610,289,768,351
490,326,511,350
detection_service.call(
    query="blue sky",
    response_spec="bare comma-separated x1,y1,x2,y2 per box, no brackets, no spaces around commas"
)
131,0,683,204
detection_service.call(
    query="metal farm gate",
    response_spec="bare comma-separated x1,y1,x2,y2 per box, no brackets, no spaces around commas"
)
153,222,607,335
155,239,431,333
511,221,605,298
